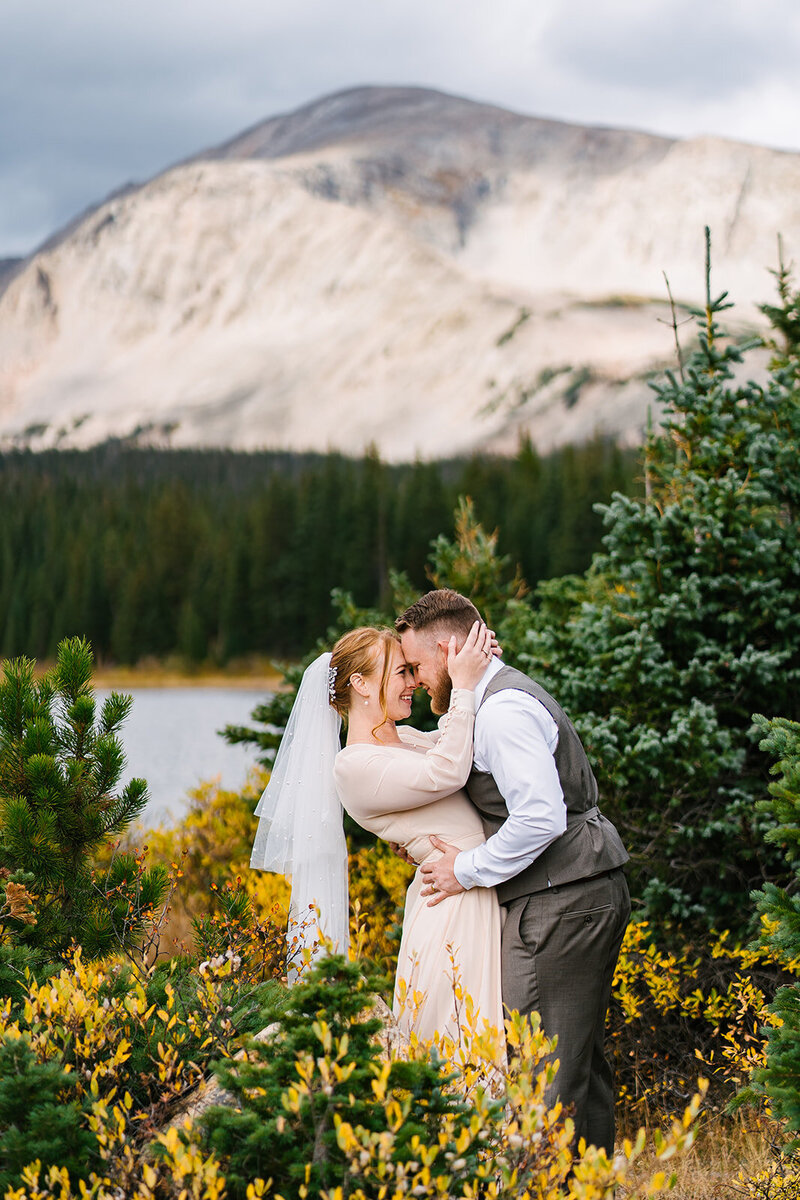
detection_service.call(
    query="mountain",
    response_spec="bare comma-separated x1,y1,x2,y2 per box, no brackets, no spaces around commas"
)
0,86,796,459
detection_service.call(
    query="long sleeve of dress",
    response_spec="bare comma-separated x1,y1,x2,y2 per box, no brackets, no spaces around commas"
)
333,689,475,822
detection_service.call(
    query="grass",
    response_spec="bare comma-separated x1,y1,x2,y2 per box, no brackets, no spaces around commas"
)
620,1109,796,1199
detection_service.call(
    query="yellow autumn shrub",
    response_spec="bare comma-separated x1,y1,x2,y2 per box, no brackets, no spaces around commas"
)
0,926,709,1200
3,1116,226,1200
0,944,254,1197
139,774,794,1128
608,919,791,1129
144,775,412,977
279,997,707,1200
99,768,797,1198
347,841,415,969
733,1158,800,1200
142,768,288,944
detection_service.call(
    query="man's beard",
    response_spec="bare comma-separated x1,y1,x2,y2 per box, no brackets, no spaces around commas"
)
430,667,452,716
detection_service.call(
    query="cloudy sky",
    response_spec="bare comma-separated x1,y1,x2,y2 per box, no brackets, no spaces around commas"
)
2,0,799,257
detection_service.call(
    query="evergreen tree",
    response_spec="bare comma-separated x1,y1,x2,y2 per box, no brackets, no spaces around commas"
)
751,714,800,1147
0,637,168,990
0,1038,97,1192
426,495,529,630
249,477,297,653
219,523,253,662
523,231,800,931
390,458,450,585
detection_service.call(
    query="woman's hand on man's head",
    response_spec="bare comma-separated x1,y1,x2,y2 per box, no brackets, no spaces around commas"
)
447,621,494,690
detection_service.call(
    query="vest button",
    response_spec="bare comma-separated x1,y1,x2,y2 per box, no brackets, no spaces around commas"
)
584,915,593,924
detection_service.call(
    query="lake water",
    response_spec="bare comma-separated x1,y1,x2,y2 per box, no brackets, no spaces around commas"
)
96,687,267,829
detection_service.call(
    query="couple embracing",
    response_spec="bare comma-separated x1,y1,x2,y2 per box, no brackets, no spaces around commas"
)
251,588,630,1153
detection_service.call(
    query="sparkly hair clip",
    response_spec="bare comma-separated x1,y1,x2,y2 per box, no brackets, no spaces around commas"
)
327,664,338,701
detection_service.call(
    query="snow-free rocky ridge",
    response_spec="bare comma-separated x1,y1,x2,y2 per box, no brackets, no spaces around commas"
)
0,86,795,458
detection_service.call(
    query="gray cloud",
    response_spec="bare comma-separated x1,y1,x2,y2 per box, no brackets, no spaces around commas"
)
1,0,799,255
541,0,800,97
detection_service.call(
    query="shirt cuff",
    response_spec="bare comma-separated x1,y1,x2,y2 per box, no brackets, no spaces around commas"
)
453,848,476,890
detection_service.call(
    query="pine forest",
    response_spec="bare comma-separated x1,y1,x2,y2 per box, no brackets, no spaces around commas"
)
0,437,636,663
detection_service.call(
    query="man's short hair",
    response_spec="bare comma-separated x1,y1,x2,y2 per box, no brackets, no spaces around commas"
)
395,589,482,639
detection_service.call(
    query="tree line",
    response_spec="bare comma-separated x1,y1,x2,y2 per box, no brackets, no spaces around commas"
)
0,437,637,663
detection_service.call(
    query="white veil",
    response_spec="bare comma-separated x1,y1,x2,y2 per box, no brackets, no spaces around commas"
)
250,652,349,980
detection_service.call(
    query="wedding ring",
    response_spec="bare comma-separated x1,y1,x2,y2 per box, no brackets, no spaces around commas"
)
483,649,491,657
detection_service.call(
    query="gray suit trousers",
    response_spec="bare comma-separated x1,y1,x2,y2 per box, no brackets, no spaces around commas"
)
501,867,631,1154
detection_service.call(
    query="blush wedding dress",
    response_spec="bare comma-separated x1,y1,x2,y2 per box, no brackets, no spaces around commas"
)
334,689,504,1044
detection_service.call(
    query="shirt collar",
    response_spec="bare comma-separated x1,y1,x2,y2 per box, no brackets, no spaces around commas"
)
474,655,504,710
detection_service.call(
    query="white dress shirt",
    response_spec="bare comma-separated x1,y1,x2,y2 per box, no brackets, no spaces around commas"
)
453,657,567,890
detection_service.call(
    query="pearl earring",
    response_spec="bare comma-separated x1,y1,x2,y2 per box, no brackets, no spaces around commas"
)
364,699,369,705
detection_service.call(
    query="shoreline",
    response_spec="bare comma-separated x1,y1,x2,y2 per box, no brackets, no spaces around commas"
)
35,657,290,691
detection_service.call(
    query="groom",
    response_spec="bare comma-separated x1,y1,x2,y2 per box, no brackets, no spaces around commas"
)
396,589,630,1154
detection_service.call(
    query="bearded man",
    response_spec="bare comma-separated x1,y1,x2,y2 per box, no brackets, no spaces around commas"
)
397,588,630,1154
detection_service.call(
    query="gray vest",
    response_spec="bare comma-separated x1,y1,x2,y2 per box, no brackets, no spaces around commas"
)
466,665,628,904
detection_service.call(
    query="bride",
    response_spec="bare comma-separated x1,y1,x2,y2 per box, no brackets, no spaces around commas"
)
250,622,503,1045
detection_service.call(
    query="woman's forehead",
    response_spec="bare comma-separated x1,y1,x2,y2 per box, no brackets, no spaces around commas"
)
388,640,407,668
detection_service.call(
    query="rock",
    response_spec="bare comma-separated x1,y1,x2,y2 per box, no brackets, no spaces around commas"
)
163,1021,281,1129
162,998,409,1130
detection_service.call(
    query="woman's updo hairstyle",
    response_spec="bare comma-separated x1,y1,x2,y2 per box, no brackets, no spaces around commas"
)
329,626,399,728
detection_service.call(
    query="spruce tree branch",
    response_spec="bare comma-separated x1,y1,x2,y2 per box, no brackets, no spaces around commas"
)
661,272,687,385
704,225,714,353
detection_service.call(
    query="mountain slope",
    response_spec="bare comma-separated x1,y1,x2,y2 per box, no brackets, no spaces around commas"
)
0,86,795,458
